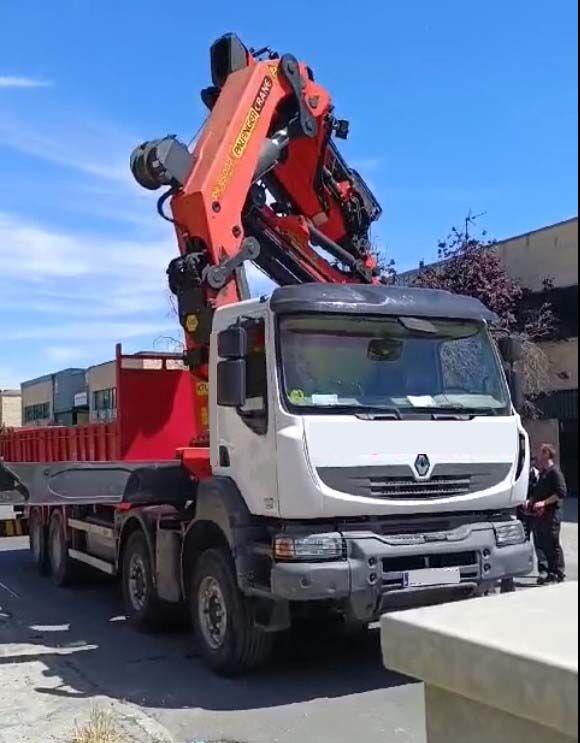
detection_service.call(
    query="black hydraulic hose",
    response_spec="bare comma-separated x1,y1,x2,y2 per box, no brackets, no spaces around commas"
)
308,224,359,270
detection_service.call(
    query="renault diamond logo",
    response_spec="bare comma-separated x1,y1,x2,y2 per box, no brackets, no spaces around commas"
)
414,454,431,478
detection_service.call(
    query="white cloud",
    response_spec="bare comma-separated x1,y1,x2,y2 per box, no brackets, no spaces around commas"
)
0,112,134,184
0,76,53,89
2,321,174,343
0,102,280,391
0,211,172,282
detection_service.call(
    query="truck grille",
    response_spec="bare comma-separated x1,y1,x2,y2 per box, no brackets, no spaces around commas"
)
317,463,511,500
370,475,471,499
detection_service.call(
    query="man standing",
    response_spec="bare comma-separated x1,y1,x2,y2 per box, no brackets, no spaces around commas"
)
531,444,568,585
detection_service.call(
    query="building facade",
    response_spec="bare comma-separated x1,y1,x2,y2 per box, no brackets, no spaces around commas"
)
402,217,578,491
21,368,88,427
87,360,117,423
0,390,22,429
498,218,578,493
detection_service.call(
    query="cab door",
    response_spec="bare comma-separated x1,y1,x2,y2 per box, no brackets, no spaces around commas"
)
212,310,279,517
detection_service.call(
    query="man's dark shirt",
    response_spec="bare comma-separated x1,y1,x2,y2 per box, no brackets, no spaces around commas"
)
532,465,568,516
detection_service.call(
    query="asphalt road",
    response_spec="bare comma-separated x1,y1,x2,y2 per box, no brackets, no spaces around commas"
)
0,537,424,743
0,505,577,743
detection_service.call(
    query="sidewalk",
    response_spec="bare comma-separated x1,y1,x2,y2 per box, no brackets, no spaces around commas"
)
0,600,174,743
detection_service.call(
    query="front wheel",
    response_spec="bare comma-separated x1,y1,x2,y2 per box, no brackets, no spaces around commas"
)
191,548,273,676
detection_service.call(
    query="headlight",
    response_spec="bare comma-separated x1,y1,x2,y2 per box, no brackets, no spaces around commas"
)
273,533,345,562
494,521,526,547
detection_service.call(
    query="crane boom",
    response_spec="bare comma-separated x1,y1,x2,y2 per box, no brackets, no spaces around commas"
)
131,33,383,439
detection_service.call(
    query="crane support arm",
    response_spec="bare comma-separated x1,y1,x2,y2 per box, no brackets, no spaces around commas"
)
130,34,383,440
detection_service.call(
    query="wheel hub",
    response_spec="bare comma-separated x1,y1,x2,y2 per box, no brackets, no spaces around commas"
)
198,576,228,650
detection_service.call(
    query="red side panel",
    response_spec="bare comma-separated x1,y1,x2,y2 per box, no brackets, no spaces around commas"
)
117,355,199,461
0,424,119,463
0,351,202,466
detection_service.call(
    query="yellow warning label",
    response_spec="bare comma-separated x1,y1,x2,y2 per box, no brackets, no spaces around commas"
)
196,382,209,397
201,407,209,427
232,108,260,160
211,75,274,197
212,155,235,201
185,315,200,333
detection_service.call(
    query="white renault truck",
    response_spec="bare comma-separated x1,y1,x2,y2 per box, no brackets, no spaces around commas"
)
0,34,533,675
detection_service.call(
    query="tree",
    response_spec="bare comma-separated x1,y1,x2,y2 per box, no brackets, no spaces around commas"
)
412,220,558,416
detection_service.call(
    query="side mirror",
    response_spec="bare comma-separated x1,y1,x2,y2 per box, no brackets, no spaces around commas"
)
507,368,525,413
498,336,524,364
217,359,247,407
218,326,248,359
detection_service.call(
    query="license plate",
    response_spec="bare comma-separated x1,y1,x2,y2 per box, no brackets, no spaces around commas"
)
403,567,462,588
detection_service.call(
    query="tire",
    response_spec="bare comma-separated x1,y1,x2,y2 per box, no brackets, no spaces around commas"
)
338,620,371,638
191,548,273,676
48,511,76,587
29,509,49,575
500,577,517,594
122,530,165,630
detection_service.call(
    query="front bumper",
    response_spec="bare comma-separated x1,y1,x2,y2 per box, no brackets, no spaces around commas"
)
270,522,534,621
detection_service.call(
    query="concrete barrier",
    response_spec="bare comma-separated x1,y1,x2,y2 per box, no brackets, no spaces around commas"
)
382,583,578,743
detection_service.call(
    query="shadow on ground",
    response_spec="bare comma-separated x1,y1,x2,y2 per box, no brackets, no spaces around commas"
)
0,542,412,714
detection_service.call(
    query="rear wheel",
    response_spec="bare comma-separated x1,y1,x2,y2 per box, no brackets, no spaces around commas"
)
48,511,76,587
191,548,273,676
122,531,165,630
29,509,48,575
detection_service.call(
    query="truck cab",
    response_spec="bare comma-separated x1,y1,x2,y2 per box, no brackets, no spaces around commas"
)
188,284,533,659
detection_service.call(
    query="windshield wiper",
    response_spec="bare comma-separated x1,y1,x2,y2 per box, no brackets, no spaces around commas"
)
354,406,402,421
418,406,504,419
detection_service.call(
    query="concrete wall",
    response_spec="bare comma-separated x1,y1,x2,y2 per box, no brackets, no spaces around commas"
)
539,337,579,393
525,419,560,461
496,218,578,292
382,584,579,743
0,391,22,428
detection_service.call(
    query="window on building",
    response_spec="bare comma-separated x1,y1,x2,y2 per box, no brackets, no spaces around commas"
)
24,402,51,423
91,388,118,422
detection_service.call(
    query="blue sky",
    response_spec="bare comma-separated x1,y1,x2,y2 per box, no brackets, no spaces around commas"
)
0,0,577,389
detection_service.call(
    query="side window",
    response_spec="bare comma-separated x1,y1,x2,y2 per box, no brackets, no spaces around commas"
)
239,319,268,435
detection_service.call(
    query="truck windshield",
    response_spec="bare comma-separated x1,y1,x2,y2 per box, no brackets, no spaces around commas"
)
278,314,511,416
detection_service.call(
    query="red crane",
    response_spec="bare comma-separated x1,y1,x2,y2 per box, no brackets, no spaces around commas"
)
130,33,383,442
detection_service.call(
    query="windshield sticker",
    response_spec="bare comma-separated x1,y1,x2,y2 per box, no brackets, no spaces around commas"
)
311,394,339,406
289,389,306,405
408,395,437,408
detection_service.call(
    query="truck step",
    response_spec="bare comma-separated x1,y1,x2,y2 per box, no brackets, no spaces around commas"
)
68,549,115,575
68,519,114,540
